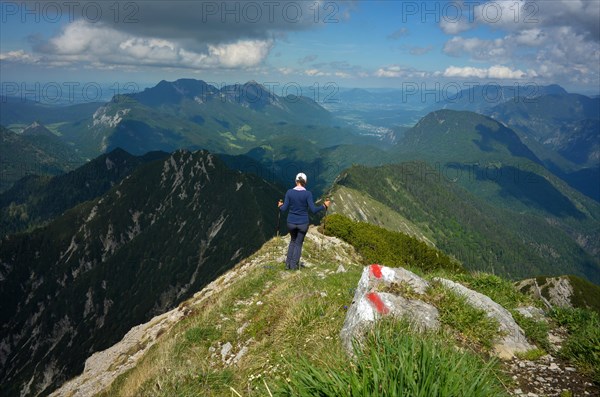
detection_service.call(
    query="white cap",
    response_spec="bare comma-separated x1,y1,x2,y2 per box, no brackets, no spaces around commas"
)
295,172,307,183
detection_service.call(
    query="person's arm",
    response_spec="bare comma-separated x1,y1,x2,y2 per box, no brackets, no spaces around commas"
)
307,191,326,214
280,191,290,212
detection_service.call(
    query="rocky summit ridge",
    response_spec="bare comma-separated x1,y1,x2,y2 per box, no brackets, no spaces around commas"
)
50,227,599,397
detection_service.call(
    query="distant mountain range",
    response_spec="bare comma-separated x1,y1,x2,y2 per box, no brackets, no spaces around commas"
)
0,124,84,192
485,93,599,201
0,150,283,396
487,93,599,165
0,148,167,236
430,84,568,114
59,79,358,157
330,162,600,283
1,79,599,396
390,110,599,258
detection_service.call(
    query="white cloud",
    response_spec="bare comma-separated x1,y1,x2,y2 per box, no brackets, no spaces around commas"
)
443,65,528,79
304,68,327,77
440,18,472,35
513,29,546,46
36,1,354,50
208,40,273,68
437,0,599,87
334,71,351,78
443,36,510,61
472,0,599,39
27,20,273,70
441,0,599,38
0,50,40,63
375,65,404,78
278,67,295,75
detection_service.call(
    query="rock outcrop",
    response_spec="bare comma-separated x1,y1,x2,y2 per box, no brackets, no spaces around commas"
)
340,264,440,353
341,264,535,359
515,276,574,309
434,277,534,358
49,307,188,397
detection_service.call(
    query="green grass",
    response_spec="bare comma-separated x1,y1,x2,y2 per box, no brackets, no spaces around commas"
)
272,319,508,397
451,273,531,310
550,307,600,383
427,282,501,351
95,220,597,396
566,275,600,314
324,213,464,274
515,348,547,361
511,311,550,352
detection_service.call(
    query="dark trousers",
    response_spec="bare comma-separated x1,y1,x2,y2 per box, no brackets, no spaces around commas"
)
286,223,309,269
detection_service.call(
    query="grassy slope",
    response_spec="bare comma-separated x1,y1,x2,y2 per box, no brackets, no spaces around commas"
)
93,226,517,397
329,164,600,284
98,229,366,396
89,220,600,396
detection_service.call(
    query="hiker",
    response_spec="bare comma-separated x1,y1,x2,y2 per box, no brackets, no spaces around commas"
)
278,173,330,270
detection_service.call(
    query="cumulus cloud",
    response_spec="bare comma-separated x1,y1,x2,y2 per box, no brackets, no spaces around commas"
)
438,0,599,86
443,65,528,79
301,68,352,79
443,36,510,61
31,1,349,49
28,20,273,70
374,65,429,79
0,50,40,63
277,67,295,75
440,0,599,39
471,0,600,40
375,65,405,78
440,18,472,35
304,68,326,77
6,1,356,71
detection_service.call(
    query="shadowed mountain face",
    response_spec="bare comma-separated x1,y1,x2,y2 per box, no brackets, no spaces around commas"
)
445,163,585,219
0,150,283,397
393,110,593,213
428,84,569,114
485,94,600,202
396,109,542,165
388,110,600,268
329,163,600,284
0,124,84,192
486,94,599,166
0,148,168,236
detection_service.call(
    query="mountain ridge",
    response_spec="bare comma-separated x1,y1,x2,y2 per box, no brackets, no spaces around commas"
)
0,149,283,397
49,223,600,397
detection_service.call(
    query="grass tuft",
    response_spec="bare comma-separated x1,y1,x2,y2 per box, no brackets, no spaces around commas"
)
271,319,508,396
515,348,547,361
427,282,501,351
550,307,600,383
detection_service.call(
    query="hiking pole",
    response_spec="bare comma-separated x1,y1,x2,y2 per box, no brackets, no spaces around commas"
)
321,197,330,262
277,199,283,238
274,199,283,261
323,197,330,233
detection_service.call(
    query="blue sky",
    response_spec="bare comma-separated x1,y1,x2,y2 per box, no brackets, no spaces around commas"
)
1,1,599,96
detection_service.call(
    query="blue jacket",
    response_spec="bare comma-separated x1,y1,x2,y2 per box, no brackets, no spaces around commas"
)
280,187,325,225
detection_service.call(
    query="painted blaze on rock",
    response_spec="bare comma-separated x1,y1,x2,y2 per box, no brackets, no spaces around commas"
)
341,265,534,359
340,264,439,354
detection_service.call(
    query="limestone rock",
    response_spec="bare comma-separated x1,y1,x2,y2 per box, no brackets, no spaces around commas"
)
515,277,574,309
340,265,439,354
434,277,534,358
515,306,546,321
